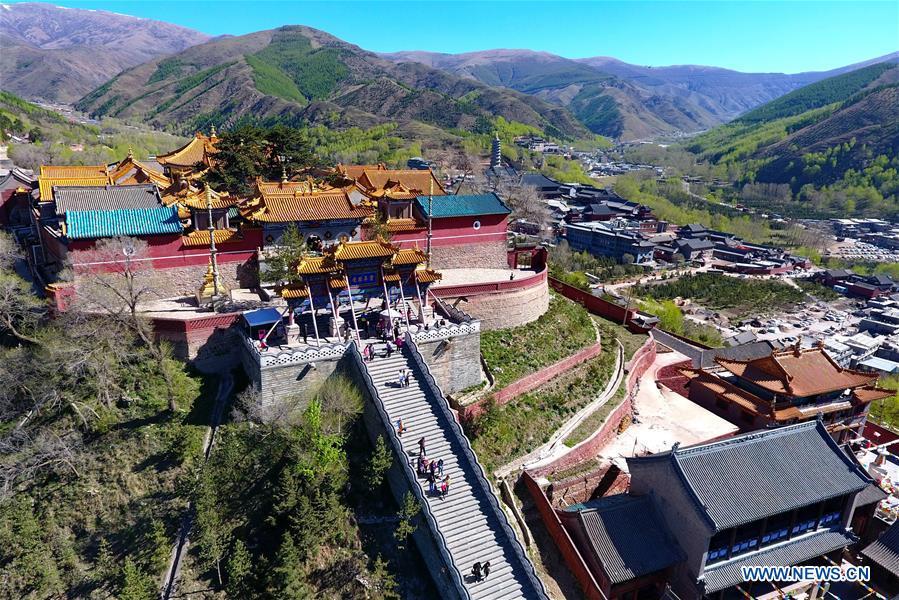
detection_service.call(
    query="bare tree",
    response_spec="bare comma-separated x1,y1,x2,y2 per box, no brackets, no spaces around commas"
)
69,237,178,411
495,178,549,232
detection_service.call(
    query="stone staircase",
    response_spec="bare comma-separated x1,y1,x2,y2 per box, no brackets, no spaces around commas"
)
359,342,548,600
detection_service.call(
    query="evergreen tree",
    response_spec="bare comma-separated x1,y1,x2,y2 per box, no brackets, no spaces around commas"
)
272,532,311,599
226,539,253,598
394,492,420,550
365,435,393,490
119,558,155,600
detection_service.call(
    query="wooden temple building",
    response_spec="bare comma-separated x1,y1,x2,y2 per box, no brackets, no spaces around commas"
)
264,237,441,345
681,344,893,443
28,130,514,300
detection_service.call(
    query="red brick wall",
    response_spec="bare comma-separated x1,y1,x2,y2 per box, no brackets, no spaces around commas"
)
547,464,630,507
460,339,602,421
549,277,652,334
530,337,656,478
521,471,607,600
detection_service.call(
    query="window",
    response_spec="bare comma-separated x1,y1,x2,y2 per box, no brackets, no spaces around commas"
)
761,512,791,546
473,220,481,230
707,530,731,563
792,504,819,535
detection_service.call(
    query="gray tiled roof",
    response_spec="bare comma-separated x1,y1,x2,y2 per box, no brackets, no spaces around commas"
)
54,185,162,215
855,483,888,507
574,494,684,584
862,521,899,575
702,529,856,593
629,421,871,531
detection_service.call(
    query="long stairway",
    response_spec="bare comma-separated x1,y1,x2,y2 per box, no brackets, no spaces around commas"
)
358,342,548,600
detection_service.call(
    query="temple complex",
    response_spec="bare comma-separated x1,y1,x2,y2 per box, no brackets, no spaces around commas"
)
681,344,893,442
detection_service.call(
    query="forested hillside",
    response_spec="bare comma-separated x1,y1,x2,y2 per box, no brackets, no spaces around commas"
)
684,63,899,218
0,91,185,170
75,26,587,141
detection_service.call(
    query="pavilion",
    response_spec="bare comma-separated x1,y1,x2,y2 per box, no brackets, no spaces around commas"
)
251,237,441,348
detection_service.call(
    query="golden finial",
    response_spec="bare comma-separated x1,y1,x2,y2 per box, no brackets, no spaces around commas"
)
127,146,133,159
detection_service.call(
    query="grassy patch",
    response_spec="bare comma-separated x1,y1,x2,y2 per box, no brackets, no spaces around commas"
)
469,335,618,472
594,317,647,359
634,272,804,318
869,375,899,430
480,294,596,391
563,384,627,448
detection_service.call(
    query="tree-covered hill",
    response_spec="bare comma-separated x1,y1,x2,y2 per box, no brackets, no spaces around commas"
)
684,63,899,218
75,26,588,141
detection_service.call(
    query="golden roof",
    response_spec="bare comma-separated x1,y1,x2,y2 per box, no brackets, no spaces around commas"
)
182,229,242,247
279,284,309,299
296,255,340,275
336,163,386,180
357,169,445,196
109,155,170,187
392,247,429,266
331,237,397,261
156,132,218,170
383,218,425,232
241,180,374,223
364,180,419,200
415,268,442,284
38,164,112,201
176,186,238,210
382,271,401,283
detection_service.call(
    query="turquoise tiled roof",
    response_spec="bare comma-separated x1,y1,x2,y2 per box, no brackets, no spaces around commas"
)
415,193,511,219
66,207,183,240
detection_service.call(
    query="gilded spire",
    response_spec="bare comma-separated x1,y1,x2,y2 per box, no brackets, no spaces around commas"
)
127,146,134,159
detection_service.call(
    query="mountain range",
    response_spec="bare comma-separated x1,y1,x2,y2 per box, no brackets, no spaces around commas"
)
0,2,897,143
382,49,899,140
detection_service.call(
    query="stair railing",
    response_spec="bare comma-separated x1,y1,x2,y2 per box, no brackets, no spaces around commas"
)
403,333,551,600
345,342,471,600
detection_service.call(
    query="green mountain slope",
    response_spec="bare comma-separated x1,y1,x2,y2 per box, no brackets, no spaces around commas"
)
75,27,587,140
685,63,899,218
382,49,723,140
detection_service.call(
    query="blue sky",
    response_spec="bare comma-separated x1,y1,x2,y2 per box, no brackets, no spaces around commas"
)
13,1,899,73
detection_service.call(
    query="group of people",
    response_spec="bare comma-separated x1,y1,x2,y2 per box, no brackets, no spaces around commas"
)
471,560,491,582
415,437,450,499
395,368,411,388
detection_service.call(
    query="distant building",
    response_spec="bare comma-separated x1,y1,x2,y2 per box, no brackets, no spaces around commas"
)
681,345,892,443
566,221,655,264
489,133,502,170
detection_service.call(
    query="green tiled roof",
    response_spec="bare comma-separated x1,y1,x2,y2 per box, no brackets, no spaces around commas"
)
66,207,183,240
415,193,511,219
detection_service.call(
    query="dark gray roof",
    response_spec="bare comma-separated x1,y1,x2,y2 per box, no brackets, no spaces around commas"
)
54,185,162,215
586,204,616,216
682,223,707,233
702,529,856,593
855,483,888,507
697,340,777,369
726,331,758,347
520,173,560,189
862,521,899,574
628,421,871,531
675,238,715,251
573,494,684,584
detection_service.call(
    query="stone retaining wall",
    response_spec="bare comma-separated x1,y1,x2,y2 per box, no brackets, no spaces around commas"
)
521,471,606,600
546,463,630,508
433,267,549,331
530,337,657,478
460,341,603,421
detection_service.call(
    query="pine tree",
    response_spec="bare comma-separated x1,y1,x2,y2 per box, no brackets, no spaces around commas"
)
226,539,253,598
365,435,393,489
394,492,420,550
119,558,155,600
272,532,311,599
